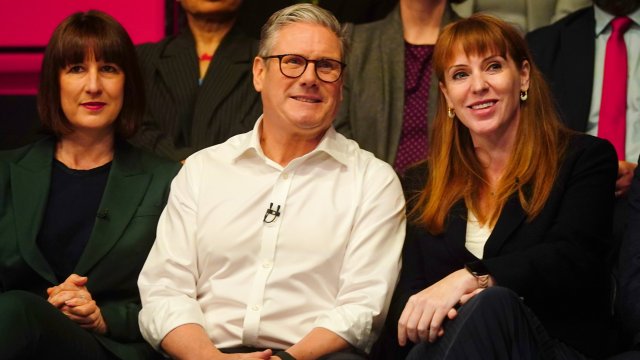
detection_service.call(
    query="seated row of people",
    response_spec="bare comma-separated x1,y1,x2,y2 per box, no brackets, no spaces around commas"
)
1,3,639,360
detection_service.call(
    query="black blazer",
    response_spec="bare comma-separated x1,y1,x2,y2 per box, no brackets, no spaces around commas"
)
131,26,262,161
0,137,180,359
526,6,595,132
618,153,640,348
380,134,617,359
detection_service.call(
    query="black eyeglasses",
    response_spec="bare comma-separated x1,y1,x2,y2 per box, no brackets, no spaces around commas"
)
262,54,346,83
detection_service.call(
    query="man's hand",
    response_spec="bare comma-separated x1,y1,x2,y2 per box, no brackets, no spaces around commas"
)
46,274,108,334
162,324,273,360
398,269,479,345
616,161,637,197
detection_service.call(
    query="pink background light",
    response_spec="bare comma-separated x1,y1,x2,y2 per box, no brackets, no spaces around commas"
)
0,0,166,95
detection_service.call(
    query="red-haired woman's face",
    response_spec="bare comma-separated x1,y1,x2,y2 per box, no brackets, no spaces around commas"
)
439,49,530,146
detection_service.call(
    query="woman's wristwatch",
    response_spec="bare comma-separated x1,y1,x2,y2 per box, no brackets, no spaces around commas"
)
464,261,490,288
274,351,297,360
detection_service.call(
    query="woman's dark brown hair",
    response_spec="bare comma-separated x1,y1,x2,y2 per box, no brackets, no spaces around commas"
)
37,10,144,139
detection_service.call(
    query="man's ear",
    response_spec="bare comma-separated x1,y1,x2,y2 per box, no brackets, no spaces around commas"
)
253,56,265,92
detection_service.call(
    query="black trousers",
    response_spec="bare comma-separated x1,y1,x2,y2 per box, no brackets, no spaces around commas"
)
222,346,367,360
406,287,588,360
0,290,115,360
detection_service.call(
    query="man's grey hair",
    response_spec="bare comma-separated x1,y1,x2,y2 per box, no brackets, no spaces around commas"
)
258,3,349,60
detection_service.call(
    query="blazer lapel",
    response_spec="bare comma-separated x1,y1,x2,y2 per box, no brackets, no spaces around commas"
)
156,32,200,138
191,28,255,141
447,201,469,252
557,8,595,132
484,193,527,257
12,138,57,284
382,6,407,163
74,142,151,275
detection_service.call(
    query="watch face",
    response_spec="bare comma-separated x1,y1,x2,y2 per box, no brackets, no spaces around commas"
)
465,261,490,276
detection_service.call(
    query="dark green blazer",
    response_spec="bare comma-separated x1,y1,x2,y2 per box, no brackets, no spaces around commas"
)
0,137,180,359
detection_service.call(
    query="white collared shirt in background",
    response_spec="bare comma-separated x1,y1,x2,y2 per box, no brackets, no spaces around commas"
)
588,5,640,162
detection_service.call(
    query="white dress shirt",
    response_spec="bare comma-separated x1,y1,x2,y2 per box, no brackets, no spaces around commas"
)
138,118,406,353
588,5,640,162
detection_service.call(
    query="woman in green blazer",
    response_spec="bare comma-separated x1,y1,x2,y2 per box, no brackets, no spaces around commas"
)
0,11,179,359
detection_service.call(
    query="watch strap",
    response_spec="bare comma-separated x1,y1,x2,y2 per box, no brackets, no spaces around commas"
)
275,351,297,360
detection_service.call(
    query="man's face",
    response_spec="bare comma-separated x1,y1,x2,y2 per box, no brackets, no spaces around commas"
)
594,0,640,16
253,22,343,140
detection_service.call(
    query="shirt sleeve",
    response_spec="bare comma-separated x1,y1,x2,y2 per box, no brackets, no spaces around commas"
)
312,159,406,352
137,156,204,350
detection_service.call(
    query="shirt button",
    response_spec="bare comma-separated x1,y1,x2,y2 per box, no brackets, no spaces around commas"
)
282,173,289,179
262,262,272,269
251,305,261,311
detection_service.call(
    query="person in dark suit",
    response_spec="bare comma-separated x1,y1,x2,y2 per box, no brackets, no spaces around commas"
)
381,14,617,359
618,154,640,353
130,0,262,162
0,11,180,359
335,0,463,175
526,3,640,320
526,0,640,198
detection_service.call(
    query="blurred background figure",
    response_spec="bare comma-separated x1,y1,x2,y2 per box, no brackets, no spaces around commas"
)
376,14,618,360
527,0,639,197
0,10,179,359
452,0,591,32
335,0,463,176
130,0,261,161
527,0,640,299
618,153,640,356
236,0,397,38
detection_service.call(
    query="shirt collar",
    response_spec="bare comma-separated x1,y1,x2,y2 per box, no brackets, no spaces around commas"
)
230,116,350,167
594,4,640,36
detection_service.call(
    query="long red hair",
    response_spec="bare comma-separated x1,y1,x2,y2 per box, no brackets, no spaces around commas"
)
411,14,570,234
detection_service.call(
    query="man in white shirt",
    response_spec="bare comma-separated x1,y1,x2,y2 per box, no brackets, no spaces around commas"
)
138,4,405,360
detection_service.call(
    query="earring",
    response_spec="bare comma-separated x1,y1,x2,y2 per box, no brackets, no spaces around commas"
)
447,107,455,119
520,90,528,101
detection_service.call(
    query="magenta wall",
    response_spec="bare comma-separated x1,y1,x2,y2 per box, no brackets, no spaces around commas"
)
0,1,166,95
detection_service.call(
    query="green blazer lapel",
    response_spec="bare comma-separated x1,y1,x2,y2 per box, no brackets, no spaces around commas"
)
74,142,151,275
12,138,57,284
